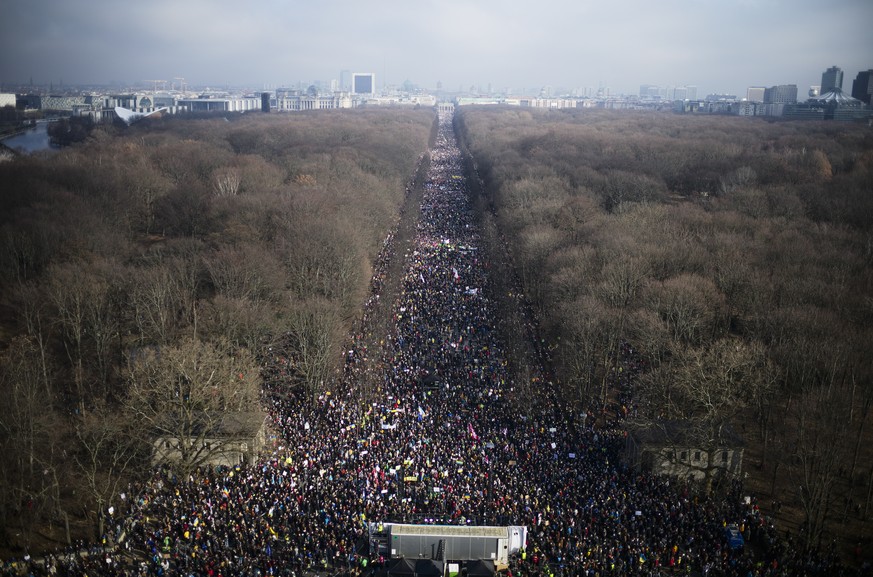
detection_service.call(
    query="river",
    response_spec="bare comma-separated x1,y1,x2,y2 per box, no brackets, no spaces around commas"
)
1,121,56,154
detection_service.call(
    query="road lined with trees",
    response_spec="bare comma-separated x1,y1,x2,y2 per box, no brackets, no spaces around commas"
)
0,108,435,555
455,106,873,563
0,104,870,576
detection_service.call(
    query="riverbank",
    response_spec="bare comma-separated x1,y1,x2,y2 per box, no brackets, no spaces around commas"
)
0,121,55,155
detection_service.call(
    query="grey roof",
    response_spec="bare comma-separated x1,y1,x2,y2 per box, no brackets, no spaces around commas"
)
389,524,508,538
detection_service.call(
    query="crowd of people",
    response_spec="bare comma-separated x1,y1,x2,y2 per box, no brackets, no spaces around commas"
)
3,112,868,577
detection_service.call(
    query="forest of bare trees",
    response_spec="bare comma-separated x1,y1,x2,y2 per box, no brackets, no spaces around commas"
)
2,103,871,566
455,107,873,556
0,109,435,551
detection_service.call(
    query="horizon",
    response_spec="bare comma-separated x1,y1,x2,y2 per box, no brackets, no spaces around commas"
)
2,0,872,99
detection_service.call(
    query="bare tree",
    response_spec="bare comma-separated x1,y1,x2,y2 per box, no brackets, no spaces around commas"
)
130,253,201,345
787,377,854,548
72,401,147,540
594,254,649,404
287,297,342,402
204,244,283,303
556,296,622,407
124,337,262,475
199,295,278,351
15,282,56,400
642,338,778,492
0,338,65,542
46,262,90,411
285,219,365,313
212,167,242,198
647,273,727,346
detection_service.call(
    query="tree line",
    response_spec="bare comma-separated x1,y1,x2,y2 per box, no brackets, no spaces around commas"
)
0,108,435,552
455,106,873,555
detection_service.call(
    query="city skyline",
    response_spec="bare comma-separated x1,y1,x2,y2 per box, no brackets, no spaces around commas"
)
2,0,872,98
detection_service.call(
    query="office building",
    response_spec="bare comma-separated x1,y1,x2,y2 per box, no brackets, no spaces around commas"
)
786,88,870,121
746,87,765,102
639,85,660,98
352,73,376,96
760,85,797,117
851,69,873,105
763,84,797,104
176,96,261,112
821,66,843,93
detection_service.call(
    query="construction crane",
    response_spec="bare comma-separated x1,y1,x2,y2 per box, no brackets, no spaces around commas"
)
143,79,166,93
173,77,186,93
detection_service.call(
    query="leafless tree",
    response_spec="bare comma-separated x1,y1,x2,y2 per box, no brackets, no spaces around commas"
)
287,297,342,402
213,167,242,198
124,337,262,475
787,376,854,548
0,338,65,542
72,400,147,540
647,273,726,346
642,338,778,492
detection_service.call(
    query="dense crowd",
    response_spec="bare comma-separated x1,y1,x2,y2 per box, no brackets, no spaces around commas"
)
3,113,868,577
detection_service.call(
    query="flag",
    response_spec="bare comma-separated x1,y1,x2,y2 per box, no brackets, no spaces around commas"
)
467,423,479,441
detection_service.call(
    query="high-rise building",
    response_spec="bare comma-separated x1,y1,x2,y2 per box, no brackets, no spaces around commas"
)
764,84,797,104
851,69,873,105
746,87,766,102
821,66,843,93
352,73,376,96
639,84,660,98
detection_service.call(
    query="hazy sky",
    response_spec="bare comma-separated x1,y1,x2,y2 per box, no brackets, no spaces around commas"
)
2,0,872,96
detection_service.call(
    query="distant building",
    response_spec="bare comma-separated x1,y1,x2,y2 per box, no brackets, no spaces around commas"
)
757,84,798,116
625,420,744,483
153,412,268,469
746,86,765,102
176,96,261,113
366,94,438,107
737,101,759,117
16,94,41,111
786,87,871,121
639,84,660,98
352,72,376,96
41,94,93,112
454,97,576,109
821,65,843,93
764,84,797,104
705,93,738,102
851,69,873,105
276,93,353,111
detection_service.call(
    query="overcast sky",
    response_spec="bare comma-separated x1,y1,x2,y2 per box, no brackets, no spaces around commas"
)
2,0,871,97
